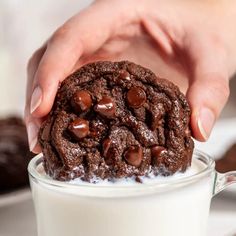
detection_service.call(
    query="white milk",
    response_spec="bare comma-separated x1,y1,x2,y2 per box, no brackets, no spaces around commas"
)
30,159,213,236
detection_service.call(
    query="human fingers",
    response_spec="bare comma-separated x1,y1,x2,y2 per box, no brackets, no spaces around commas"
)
186,35,229,141
25,45,46,152
27,0,138,151
30,0,137,117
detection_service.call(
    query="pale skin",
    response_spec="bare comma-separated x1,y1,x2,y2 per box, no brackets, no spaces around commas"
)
25,0,236,153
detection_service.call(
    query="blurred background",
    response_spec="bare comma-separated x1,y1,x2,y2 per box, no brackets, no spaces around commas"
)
0,0,93,116
0,1,235,236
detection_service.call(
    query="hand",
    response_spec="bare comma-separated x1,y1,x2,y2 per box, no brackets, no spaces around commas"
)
25,0,236,153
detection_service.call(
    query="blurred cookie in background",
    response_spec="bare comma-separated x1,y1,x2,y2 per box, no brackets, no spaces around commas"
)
216,143,236,173
0,116,33,193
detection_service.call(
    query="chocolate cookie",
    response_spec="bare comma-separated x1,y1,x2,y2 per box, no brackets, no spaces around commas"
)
216,143,236,173
0,117,33,192
39,61,194,182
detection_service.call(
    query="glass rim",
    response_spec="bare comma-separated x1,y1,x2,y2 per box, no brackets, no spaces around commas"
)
28,150,215,196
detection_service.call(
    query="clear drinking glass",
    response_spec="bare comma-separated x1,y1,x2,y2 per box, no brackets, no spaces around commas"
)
28,150,236,236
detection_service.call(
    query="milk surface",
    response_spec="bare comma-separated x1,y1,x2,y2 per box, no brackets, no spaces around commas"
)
31,159,213,236
68,159,202,186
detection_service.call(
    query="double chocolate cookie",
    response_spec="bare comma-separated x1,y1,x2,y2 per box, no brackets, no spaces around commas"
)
39,61,194,182
216,143,236,173
0,116,33,192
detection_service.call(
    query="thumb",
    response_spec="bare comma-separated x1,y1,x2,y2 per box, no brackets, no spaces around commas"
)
186,36,230,141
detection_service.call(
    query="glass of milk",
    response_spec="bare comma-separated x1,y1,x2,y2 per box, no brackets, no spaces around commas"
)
28,150,236,236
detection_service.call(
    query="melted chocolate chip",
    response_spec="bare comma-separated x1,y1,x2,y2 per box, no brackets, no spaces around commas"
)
119,70,131,81
71,90,92,113
94,96,116,118
124,145,143,167
127,87,146,108
151,146,166,164
103,138,112,157
68,118,89,139
102,138,115,165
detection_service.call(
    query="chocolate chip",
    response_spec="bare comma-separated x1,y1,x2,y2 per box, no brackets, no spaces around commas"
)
71,90,92,113
124,145,143,167
103,138,112,157
68,118,89,139
94,96,116,118
102,138,114,165
119,70,131,81
127,87,146,108
151,146,166,164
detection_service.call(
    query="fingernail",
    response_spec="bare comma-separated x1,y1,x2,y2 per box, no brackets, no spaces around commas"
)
198,108,215,140
27,122,39,151
30,86,42,114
